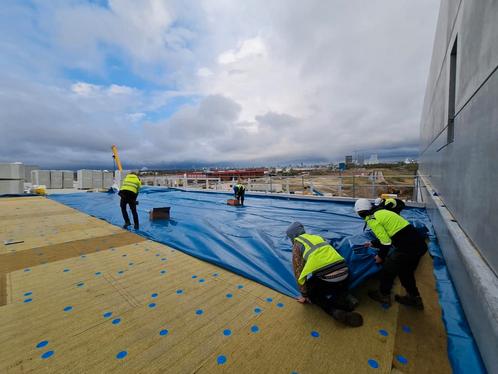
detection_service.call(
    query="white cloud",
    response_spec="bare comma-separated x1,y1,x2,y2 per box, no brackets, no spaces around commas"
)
217,37,267,65
0,0,439,167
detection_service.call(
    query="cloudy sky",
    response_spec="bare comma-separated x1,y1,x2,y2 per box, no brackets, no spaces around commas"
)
0,0,439,168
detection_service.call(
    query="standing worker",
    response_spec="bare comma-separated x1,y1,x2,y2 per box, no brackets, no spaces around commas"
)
354,198,427,309
233,179,246,206
119,172,142,230
286,222,363,327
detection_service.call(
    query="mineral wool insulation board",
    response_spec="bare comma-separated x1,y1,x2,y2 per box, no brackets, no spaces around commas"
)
92,170,103,189
103,171,113,189
0,179,23,194
63,171,74,189
50,171,63,189
77,170,93,189
23,165,39,183
31,170,51,187
0,163,25,180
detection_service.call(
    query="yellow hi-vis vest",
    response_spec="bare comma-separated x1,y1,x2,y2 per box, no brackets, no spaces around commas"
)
294,234,344,285
365,209,409,245
120,174,142,194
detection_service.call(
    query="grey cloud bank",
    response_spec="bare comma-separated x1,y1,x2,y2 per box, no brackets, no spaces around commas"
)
0,0,439,168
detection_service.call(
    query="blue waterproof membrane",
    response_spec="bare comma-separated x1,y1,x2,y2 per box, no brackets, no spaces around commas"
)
50,188,484,373
426,238,486,373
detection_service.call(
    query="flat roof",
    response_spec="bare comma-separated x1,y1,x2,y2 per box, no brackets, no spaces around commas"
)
0,196,451,373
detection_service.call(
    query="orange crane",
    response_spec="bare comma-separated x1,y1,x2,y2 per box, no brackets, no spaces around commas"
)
111,145,123,172
111,145,123,190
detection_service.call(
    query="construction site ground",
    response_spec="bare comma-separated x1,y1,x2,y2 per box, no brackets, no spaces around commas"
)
0,196,451,373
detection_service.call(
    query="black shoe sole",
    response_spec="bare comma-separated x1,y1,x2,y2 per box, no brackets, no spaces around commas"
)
394,295,424,310
332,310,364,327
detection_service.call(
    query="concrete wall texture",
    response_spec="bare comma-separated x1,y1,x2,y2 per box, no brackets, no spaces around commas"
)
420,0,498,275
420,1,498,372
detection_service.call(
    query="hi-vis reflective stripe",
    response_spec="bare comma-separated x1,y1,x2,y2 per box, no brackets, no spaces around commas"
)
299,236,331,261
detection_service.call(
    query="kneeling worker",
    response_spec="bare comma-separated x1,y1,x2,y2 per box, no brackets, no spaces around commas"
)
233,180,246,206
354,198,427,309
119,172,142,230
286,222,363,327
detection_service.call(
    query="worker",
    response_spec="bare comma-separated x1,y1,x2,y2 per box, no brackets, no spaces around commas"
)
119,172,142,230
286,222,363,327
373,197,406,214
354,198,427,310
233,180,246,205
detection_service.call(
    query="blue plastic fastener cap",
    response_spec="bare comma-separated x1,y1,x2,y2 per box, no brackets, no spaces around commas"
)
368,359,379,369
310,331,320,338
41,350,54,359
36,340,49,348
223,329,232,336
395,355,408,365
217,355,227,365
159,329,169,336
116,351,127,359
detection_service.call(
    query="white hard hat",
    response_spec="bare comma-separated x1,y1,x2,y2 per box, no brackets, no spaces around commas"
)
354,198,372,213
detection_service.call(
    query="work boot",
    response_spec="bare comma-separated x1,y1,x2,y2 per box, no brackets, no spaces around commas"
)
331,309,363,327
368,290,391,307
134,224,139,230
346,294,359,310
123,222,131,229
395,294,424,310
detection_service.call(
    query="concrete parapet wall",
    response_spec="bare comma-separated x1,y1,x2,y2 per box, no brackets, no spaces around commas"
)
420,175,498,373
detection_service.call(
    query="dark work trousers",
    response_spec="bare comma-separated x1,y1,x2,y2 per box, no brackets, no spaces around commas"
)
379,225,427,296
119,190,139,226
235,190,245,205
307,275,352,315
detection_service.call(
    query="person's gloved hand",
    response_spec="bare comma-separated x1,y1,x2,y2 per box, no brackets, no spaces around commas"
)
296,295,311,304
374,255,383,264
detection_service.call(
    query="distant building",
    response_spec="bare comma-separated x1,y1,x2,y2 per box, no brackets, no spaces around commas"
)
365,154,379,165
345,155,353,164
188,168,266,181
356,153,365,166
419,1,498,371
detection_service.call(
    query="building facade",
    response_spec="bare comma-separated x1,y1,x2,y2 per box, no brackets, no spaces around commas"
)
419,1,498,372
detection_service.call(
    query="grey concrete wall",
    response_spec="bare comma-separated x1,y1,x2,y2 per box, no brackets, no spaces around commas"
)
419,1,498,371
420,0,498,273
420,176,497,373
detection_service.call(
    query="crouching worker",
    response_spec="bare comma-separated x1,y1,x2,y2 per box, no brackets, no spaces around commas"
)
119,172,142,230
373,197,405,214
354,198,427,310
286,222,363,327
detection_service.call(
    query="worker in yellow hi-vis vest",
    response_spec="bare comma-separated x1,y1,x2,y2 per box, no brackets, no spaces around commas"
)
119,172,142,230
286,222,363,327
354,198,427,310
